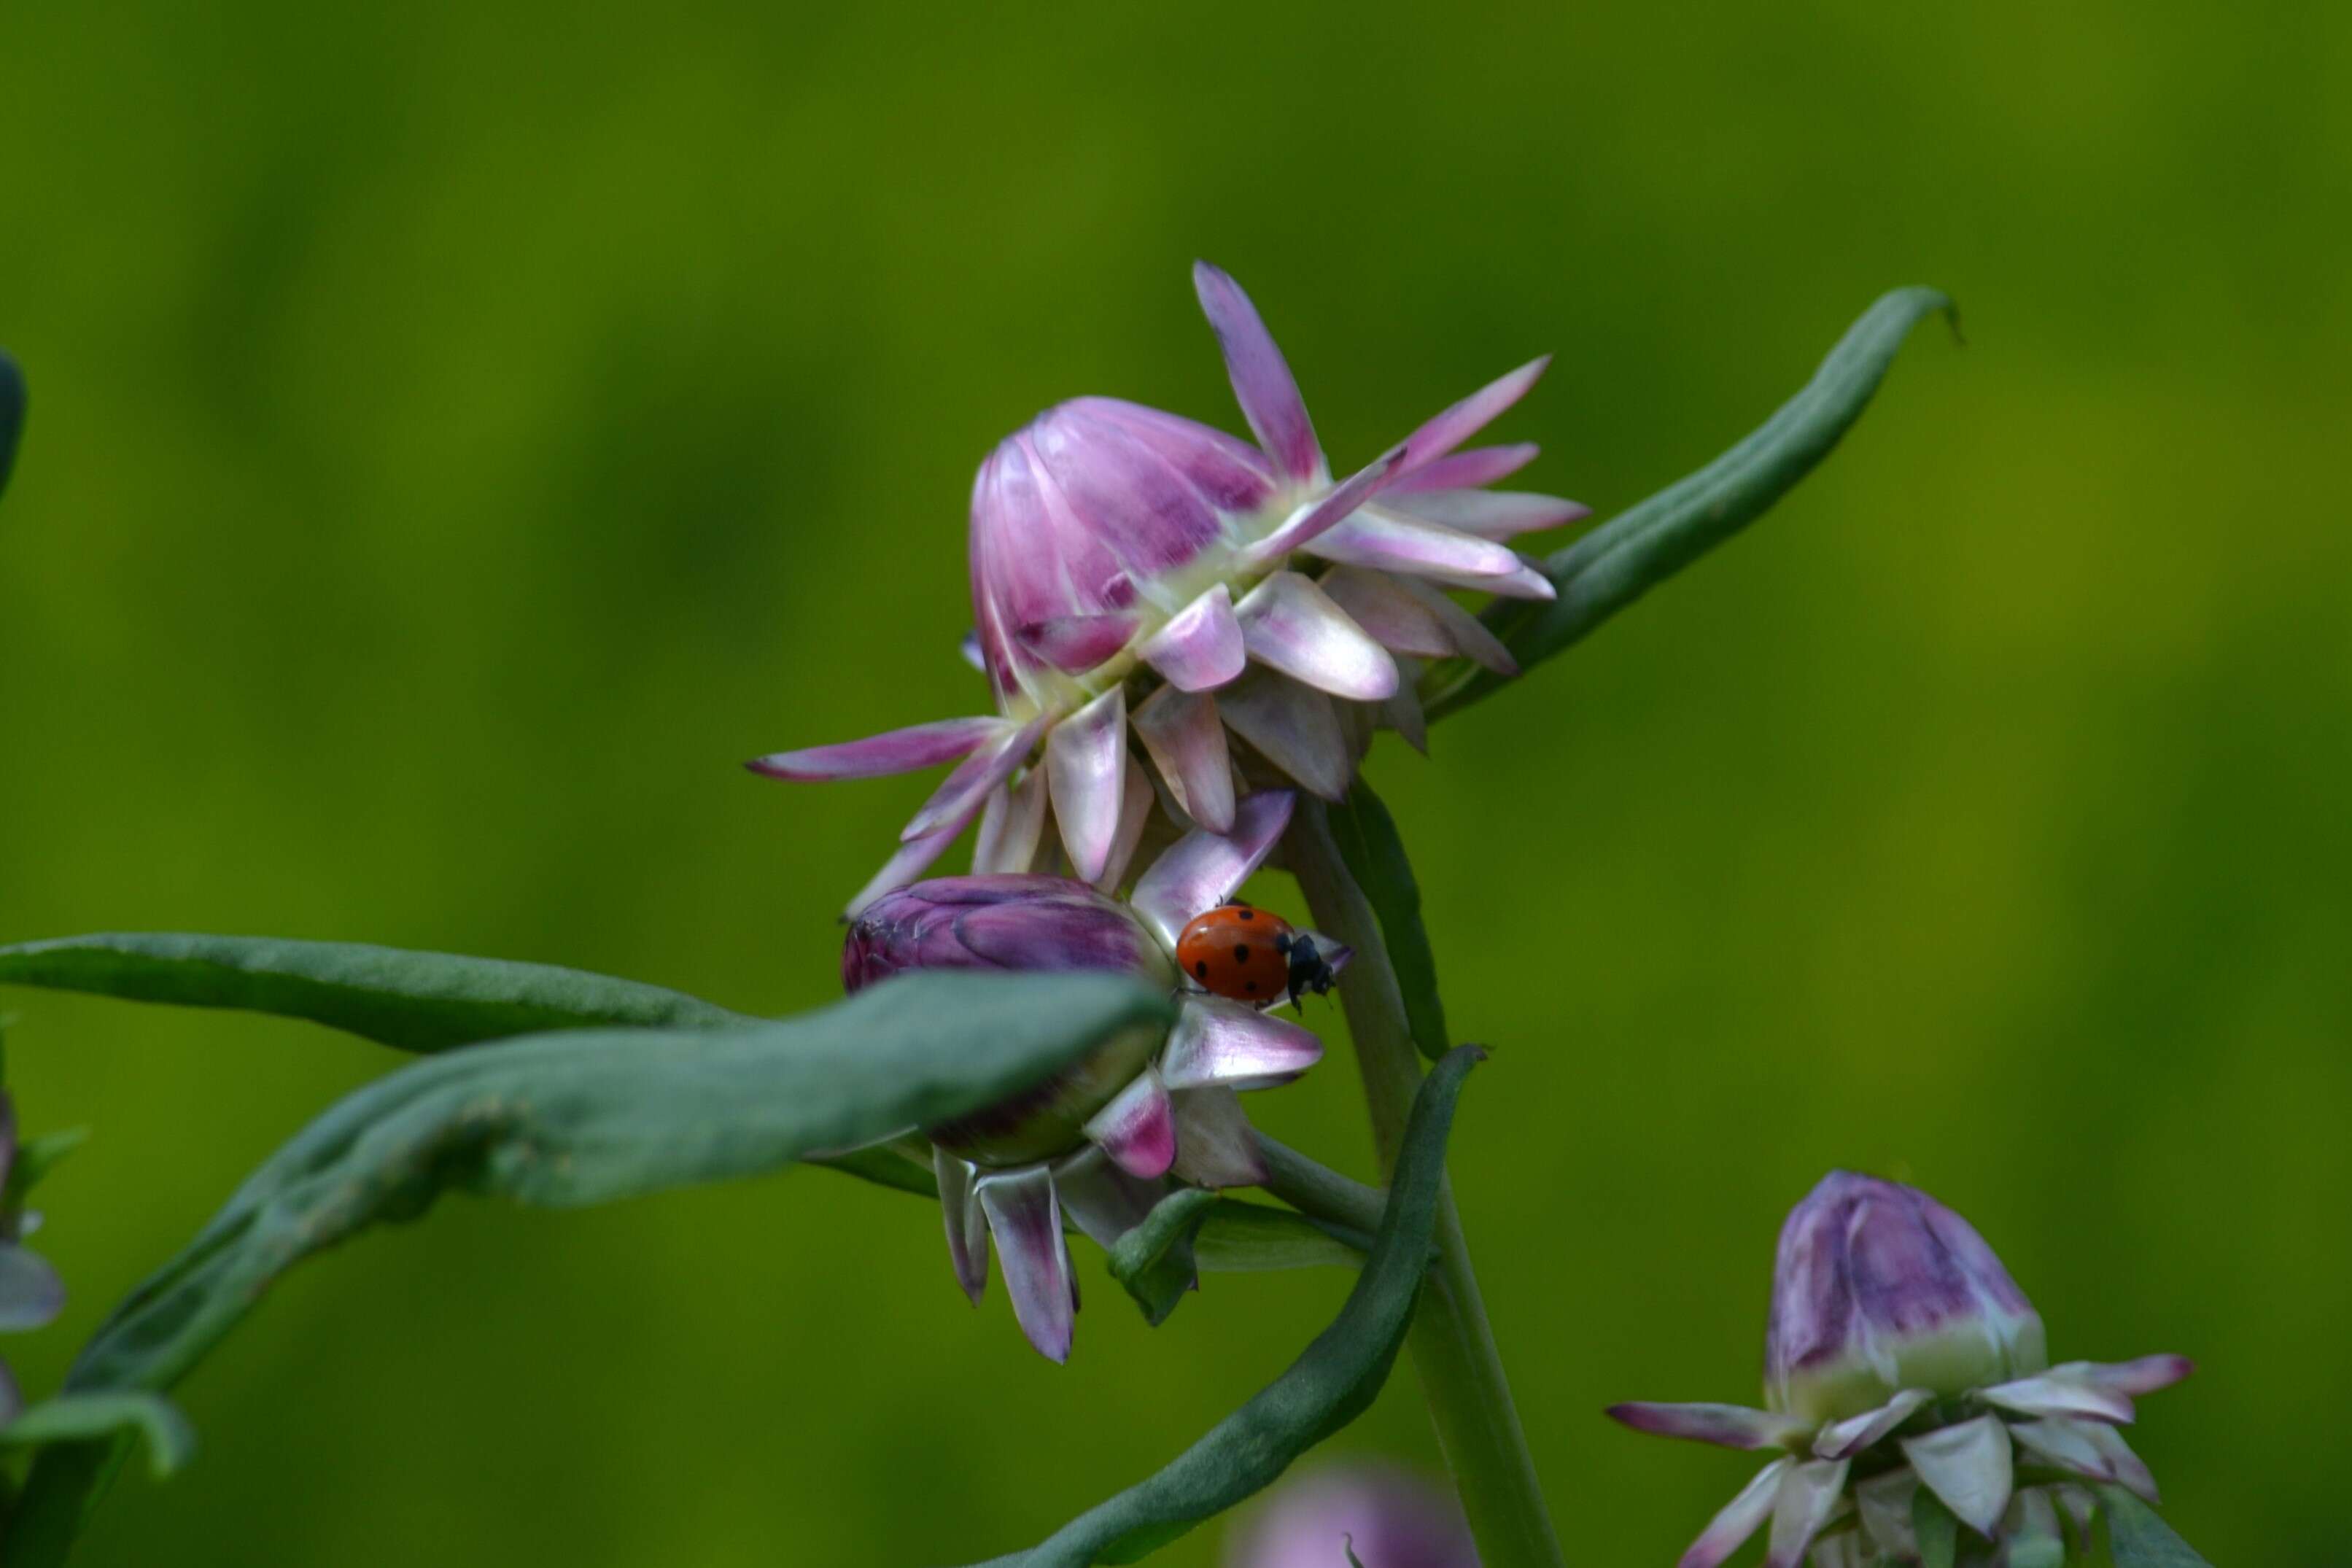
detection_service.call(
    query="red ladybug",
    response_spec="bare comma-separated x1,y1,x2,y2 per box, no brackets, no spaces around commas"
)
1175,904,1338,1006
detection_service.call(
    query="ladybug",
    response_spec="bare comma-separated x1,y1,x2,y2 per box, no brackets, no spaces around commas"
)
1175,903,1338,1007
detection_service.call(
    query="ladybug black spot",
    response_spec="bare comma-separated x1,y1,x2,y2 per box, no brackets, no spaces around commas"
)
1237,907,1255,920
1244,979,1260,993
1194,960,1208,979
1233,944,1251,964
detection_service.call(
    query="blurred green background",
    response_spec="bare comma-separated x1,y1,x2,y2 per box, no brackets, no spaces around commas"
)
3,1,2346,1561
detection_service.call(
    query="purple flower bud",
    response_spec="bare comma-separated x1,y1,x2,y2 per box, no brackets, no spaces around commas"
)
1765,1171,2047,1424
1224,1463,1478,1568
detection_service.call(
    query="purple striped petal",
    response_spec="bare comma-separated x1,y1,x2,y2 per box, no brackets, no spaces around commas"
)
1192,261,1321,482
1605,1402,1807,1452
971,767,1049,875
1383,489,1591,540
1162,996,1322,1090
1235,573,1400,700
845,819,964,917
1678,1459,1788,1568
1094,757,1154,891
977,1168,1075,1363
934,1148,990,1304
1979,1374,2135,1426
1132,688,1235,833
1082,1068,1177,1179
1814,1388,1933,1460
1139,583,1248,692
1396,357,1550,473
1063,396,1277,514
1031,406,1226,583
2052,1354,2194,1396
1130,790,1296,950
1217,672,1353,800
1387,441,1541,494
748,716,1005,782
903,715,1048,841
1046,688,1128,883
1017,613,1138,673
1054,1146,1172,1249
1244,445,1406,564
1168,1085,1268,1188
1901,1415,2014,1536
1301,507,1527,581
1761,1458,1850,1568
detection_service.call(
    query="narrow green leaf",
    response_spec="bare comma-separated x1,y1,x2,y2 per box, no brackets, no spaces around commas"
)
2100,1488,2212,1567
0,350,23,501
1109,1189,1215,1325
3,1127,90,1209
969,1047,1483,1567
1914,1484,1960,1568
1110,1192,1367,1323
1423,287,1956,722
1324,783,1450,1063
0,1392,194,1478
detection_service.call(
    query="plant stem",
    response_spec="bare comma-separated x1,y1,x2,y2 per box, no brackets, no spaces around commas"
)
1290,799,1567,1568
1255,1130,1389,1236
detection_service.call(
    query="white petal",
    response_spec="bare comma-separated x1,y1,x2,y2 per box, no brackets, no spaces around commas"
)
1132,687,1236,833
1093,757,1155,891
1138,583,1247,691
1979,1372,2135,1426
1168,1086,1267,1188
1052,1145,1171,1250
1678,1459,1789,1568
1045,687,1128,883
1901,1414,2014,1537
1814,1387,1932,1460
1217,670,1352,800
1163,996,1323,1090
1128,791,1295,950
934,1147,988,1304
1763,1458,1850,1568
971,766,1049,874
977,1168,1075,1363
1853,1469,1919,1559
1381,488,1591,540
1233,572,1400,699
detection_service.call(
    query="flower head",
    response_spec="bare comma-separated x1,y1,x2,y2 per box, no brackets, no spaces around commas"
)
754,262,1585,913
0,1086,68,1424
1608,1171,2192,1567
1224,1462,1478,1568
845,791,1346,1361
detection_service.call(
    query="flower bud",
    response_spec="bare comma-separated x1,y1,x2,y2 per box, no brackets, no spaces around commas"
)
1224,1463,1477,1568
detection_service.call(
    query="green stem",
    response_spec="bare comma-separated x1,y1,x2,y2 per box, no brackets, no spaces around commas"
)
1254,1130,1389,1236
1289,798,1567,1568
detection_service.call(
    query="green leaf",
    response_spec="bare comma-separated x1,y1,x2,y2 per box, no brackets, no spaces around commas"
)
968,1046,1483,1567
1109,1189,1215,1324
3,1126,91,1208
0,350,23,501
0,1392,194,1478
2101,1488,2212,1567
1110,1192,1367,1324
1422,287,1956,723
1914,1484,1960,1568
1324,783,1450,1063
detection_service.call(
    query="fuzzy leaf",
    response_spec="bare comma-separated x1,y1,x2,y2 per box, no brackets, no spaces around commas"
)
1423,287,1955,721
1324,783,1450,1063
0,350,23,500
0,1392,195,1478
2101,1488,2212,1567
968,1047,1482,1567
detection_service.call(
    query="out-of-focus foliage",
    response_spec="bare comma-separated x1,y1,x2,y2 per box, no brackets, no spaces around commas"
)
0,1,2343,1562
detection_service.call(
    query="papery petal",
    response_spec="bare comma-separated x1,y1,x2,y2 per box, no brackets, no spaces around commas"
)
1033,408,1225,583
845,820,965,918
1082,1068,1177,1179
1762,1458,1850,1568
977,1168,1075,1363
1168,1085,1268,1188
1383,676,1429,755
1234,572,1400,700
1319,568,1519,675
1017,613,1138,673
1139,583,1248,692
1130,790,1296,950
1853,1470,1920,1559
1301,506,1528,582
1448,560,1558,601
1045,688,1128,882
1385,441,1540,494
1396,357,1550,473
1244,446,1406,563
1053,1145,1172,1250
1132,688,1236,834
2011,1421,2160,1505
904,715,1049,841
1604,1402,1808,1451
1063,397,1277,513
2078,1422,2160,1503
0,1246,66,1331
1382,489,1592,540
1901,1415,2014,1537
934,1147,989,1304
1979,1373,2135,1425
1192,262,1322,483
1163,995,1322,1090
748,716,1004,782
1814,1388,1933,1460
1094,756,1155,891
1678,1459,1789,1568
2002,1490,2066,1568
1217,672,1352,801
971,767,1049,875
2050,1354,2194,1396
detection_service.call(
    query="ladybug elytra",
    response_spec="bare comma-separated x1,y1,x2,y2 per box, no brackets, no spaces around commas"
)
1174,903,1338,1007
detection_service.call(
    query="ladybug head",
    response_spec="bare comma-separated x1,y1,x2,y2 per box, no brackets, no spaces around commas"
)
1273,930,1340,1006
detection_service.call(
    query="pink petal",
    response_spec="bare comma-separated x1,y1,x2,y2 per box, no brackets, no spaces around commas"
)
1015,613,1138,673
902,715,1048,841
1093,757,1154,891
2052,1354,2194,1397
1192,260,1321,482
1901,1415,2014,1537
1162,996,1322,1090
1761,1458,1850,1568
1045,688,1128,883
1456,561,1558,601
971,767,1049,874
1082,1068,1178,1179
1396,356,1550,473
1168,1085,1268,1188
1604,1402,1807,1452
1138,583,1247,692
977,1168,1075,1363
934,1147,989,1304
1382,489,1591,540
1243,445,1406,564
1386,441,1541,493
1217,671,1353,800
1319,568,1520,675
1132,688,1236,833
747,716,1005,781
1677,1459,1788,1568
1978,1373,2136,1426
1300,506,1528,581
1053,1145,1171,1249
1129,790,1296,950
1234,572,1400,700
1813,1388,1933,1459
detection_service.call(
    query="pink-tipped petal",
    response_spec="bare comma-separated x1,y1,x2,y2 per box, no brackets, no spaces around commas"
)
1245,446,1406,564
1192,261,1321,482
1045,688,1128,882
1383,489,1592,540
1133,688,1237,834
1129,790,1296,950
1168,1085,1268,1188
1677,1459,1789,1568
1386,441,1541,494
1017,613,1138,673
1761,1458,1850,1568
1163,996,1322,1091
748,716,1004,782
971,767,1049,875
1053,1146,1171,1249
977,1168,1075,1363
1094,756,1154,891
1301,506,1528,582
1901,1415,2014,1537
1813,1388,1933,1460
1604,1402,1807,1452
1978,1373,2136,1426
2052,1354,2195,1397
902,715,1048,842
1139,583,1248,692
1234,572,1400,700
1455,560,1558,601
1082,1068,1178,1180
1216,672,1353,800
934,1147,990,1304
1396,356,1550,473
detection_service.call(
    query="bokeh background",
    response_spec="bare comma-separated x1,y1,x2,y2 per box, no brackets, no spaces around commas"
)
3,1,2347,1561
